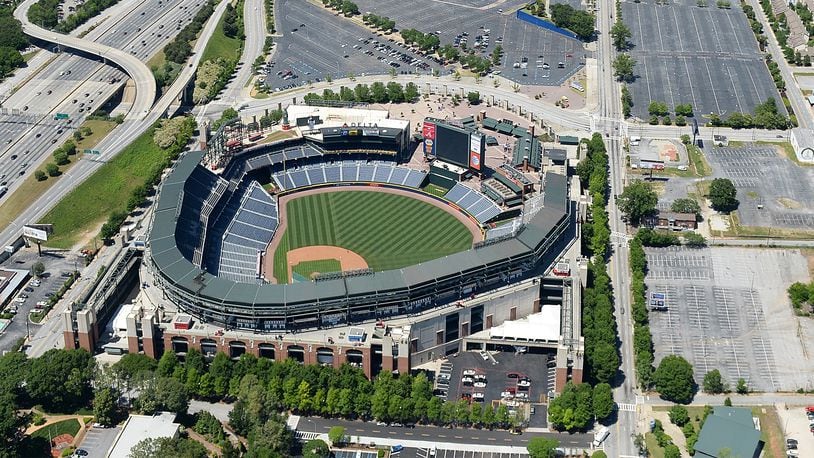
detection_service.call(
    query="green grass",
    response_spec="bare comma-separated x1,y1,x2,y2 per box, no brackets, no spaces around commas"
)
273,191,473,283
200,10,243,63
38,126,173,249
645,433,666,458
687,144,711,176
422,183,449,197
30,418,81,440
292,259,342,281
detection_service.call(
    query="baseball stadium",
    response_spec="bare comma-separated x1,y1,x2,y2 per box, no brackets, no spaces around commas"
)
144,105,575,333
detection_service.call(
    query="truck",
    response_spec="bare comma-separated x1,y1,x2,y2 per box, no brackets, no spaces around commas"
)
592,426,609,446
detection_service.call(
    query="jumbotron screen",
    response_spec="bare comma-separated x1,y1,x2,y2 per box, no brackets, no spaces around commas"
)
435,124,470,168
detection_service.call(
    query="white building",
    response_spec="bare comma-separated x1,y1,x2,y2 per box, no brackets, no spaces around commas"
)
790,127,814,163
107,412,180,457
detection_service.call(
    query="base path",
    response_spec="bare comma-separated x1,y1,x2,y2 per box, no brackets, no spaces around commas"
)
286,245,368,281
262,185,484,283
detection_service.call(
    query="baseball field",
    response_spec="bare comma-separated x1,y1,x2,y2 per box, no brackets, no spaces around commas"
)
272,190,475,283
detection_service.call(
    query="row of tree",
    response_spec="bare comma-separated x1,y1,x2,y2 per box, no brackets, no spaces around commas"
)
708,98,790,130
362,13,396,32
321,0,359,16
400,28,441,52
577,134,622,390
302,82,421,105
56,0,122,32
162,0,216,66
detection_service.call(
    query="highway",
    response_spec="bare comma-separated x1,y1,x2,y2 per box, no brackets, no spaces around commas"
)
15,0,156,120
7,1,231,359
0,0,205,197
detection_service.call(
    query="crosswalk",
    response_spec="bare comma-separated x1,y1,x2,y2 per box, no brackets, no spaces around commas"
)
296,431,322,440
617,402,636,412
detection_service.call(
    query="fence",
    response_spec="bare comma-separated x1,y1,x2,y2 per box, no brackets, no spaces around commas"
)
515,9,578,40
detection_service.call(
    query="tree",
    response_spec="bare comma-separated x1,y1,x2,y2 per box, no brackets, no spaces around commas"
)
328,425,346,445
26,349,94,412
683,232,707,247
527,437,560,458
53,150,69,166
613,54,636,82
668,405,689,426
129,437,207,458
702,369,726,393
248,415,294,456
136,376,188,414
736,378,749,394
592,452,608,458
592,383,614,420
93,387,119,427
654,355,696,404
31,261,45,277
404,82,419,102
664,444,681,458
611,20,631,50
648,101,669,117
671,198,700,215
156,350,179,377
303,439,330,458
370,82,388,103
675,103,694,117
618,181,658,225
0,394,30,457
547,382,593,431
46,163,60,177
467,91,481,105
34,170,47,181
708,178,738,212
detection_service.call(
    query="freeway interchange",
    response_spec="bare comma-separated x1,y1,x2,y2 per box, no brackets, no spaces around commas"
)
2,0,812,456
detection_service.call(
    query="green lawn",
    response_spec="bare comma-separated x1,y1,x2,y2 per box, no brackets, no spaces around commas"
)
30,418,82,440
273,191,473,283
38,126,172,249
292,259,342,281
200,7,243,63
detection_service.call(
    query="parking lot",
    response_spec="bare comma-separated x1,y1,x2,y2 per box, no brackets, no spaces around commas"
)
439,351,550,426
265,0,444,90
352,0,585,85
622,0,782,119
76,425,121,457
646,246,813,392
703,145,814,229
0,248,84,353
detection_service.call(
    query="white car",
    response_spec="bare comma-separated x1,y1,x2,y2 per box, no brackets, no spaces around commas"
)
462,369,476,376
500,391,514,399
13,297,26,303
517,379,531,387
479,351,489,360
472,392,485,400
474,381,487,388
462,377,474,385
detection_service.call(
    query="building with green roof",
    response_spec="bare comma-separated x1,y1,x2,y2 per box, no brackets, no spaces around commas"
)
694,407,762,458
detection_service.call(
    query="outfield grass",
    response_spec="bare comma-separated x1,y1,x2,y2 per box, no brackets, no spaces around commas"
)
38,126,172,249
292,259,342,281
0,120,117,231
200,7,243,63
273,191,473,283
30,418,81,440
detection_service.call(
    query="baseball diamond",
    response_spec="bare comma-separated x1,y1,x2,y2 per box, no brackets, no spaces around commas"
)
270,190,475,283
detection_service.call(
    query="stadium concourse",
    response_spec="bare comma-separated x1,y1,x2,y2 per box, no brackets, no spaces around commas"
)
62,103,586,392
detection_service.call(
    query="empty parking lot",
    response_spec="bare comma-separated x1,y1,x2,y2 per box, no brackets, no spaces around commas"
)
353,0,585,85
703,145,814,229
646,246,812,392
622,0,782,119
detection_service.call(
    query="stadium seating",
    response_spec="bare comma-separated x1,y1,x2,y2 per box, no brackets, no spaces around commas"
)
270,161,428,192
444,183,502,224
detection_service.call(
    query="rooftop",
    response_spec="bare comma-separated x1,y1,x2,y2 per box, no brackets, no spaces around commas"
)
694,407,761,458
107,412,180,458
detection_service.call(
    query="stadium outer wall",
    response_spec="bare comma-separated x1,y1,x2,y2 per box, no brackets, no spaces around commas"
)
146,143,574,333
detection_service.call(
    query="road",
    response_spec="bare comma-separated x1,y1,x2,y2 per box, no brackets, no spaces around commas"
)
296,416,591,449
594,0,638,455
15,0,157,120
218,0,266,104
746,0,813,130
